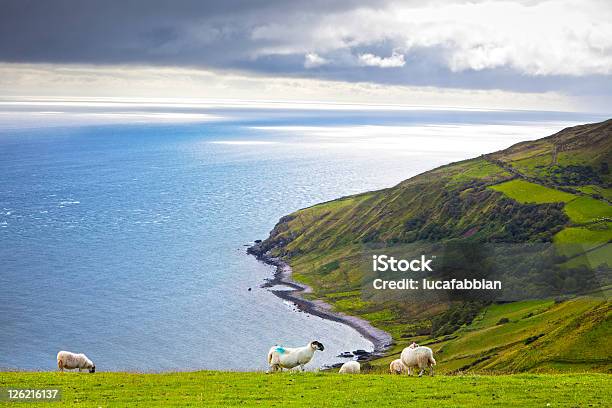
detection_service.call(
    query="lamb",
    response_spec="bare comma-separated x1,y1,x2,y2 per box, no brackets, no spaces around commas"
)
400,343,436,377
267,341,324,372
338,361,360,374
389,358,406,374
57,351,95,373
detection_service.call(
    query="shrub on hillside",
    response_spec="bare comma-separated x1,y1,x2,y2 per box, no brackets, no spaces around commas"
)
496,317,510,325
430,302,486,337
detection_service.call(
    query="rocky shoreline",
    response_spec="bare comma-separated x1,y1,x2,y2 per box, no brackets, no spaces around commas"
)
247,241,393,364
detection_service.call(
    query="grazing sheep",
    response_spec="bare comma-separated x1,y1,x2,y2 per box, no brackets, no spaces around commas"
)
338,361,360,374
400,344,436,377
389,359,406,374
267,341,324,372
57,351,95,373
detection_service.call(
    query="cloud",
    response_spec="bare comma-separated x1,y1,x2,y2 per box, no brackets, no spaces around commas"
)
358,52,405,68
304,52,328,68
0,63,579,111
0,0,611,106
247,1,612,77
3,0,611,77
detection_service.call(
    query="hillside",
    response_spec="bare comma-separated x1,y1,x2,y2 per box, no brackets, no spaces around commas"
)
252,119,612,373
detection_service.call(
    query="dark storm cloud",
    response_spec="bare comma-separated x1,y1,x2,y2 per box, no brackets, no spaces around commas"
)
0,0,381,65
1,0,611,96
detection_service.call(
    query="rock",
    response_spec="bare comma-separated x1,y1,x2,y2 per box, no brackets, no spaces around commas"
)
323,362,344,370
353,349,369,356
337,352,353,358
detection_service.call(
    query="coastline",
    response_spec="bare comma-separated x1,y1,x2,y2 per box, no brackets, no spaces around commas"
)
247,242,393,362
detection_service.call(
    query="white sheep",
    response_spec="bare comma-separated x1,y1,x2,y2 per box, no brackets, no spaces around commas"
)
400,343,436,377
338,361,360,374
267,341,324,372
389,358,406,374
57,351,95,373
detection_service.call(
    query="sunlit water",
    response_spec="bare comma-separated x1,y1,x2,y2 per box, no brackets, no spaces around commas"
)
0,103,604,371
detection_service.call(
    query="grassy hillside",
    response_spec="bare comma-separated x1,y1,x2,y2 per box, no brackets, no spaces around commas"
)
254,119,612,373
1,371,609,407
368,295,611,374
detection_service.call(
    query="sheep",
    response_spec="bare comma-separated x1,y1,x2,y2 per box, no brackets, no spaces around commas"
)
57,351,95,373
267,341,324,372
338,361,360,374
400,343,436,377
389,359,406,374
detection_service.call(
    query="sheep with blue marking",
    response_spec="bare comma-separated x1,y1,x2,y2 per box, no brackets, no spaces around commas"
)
267,341,324,372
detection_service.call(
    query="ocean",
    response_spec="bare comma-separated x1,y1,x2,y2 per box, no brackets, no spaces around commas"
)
0,101,604,371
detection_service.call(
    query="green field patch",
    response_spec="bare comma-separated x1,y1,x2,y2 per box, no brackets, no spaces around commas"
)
554,223,612,257
563,196,612,224
490,179,576,204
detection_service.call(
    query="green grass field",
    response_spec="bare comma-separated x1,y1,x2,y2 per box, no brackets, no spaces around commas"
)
564,196,612,224
554,223,612,245
489,179,576,204
1,371,610,407
553,223,612,258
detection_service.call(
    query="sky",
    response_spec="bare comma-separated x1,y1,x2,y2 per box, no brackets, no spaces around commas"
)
1,0,611,112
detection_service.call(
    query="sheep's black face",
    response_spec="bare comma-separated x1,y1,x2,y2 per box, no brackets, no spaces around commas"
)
312,341,324,351
89,366,96,373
